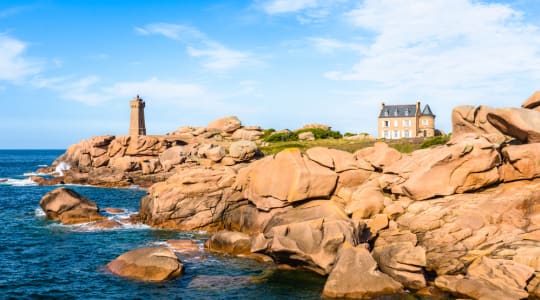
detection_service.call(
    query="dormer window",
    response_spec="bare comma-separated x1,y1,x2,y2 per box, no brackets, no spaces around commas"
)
405,109,409,116
394,110,398,116
384,110,389,116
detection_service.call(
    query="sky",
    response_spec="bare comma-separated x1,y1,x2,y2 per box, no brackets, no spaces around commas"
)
2,0,540,148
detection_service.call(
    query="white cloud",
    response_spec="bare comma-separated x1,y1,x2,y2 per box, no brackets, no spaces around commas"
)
136,23,257,72
261,0,319,14
308,37,365,54
187,42,255,71
324,0,540,132
0,35,41,81
33,76,205,106
135,23,205,41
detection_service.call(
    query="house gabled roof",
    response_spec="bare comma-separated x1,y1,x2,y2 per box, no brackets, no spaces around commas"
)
379,104,417,118
422,104,435,117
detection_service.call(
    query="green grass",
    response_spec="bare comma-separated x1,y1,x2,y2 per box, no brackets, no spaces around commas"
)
259,135,451,156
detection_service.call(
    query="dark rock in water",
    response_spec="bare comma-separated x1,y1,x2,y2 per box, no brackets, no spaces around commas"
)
167,240,200,253
107,247,183,281
205,230,251,256
102,207,125,214
30,175,64,186
90,219,123,229
188,275,258,290
39,187,106,225
0,178,7,183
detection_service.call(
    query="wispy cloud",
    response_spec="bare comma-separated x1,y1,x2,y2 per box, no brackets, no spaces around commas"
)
0,5,33,19
0,35,41,81
135,23,204,41
257,0,350,23
260,0,319,14
187,42,255,71
308,37,365,54
33,76,205,106
135,22,257,72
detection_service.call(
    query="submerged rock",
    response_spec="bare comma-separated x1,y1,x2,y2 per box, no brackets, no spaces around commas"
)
39,187,106,225
107,247,183,281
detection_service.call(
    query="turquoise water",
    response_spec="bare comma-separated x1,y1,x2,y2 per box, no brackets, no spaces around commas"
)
0,150,325,299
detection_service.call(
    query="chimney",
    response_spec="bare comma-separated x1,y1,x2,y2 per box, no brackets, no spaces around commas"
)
381,102,385,110
416,101,420,115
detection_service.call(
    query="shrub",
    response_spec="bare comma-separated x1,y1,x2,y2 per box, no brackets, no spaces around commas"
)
264,132,298,142
260,128,276,140
420,135,450,149
294,128,342,139
344,132,355,137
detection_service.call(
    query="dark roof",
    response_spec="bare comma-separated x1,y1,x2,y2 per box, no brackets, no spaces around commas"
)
422,104,435,117
379,104,417,118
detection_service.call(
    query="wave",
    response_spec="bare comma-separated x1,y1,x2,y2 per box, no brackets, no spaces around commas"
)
23,172,49,176
34,207,46,217
0,178,37,187
37,164,48,167
54,162,71,176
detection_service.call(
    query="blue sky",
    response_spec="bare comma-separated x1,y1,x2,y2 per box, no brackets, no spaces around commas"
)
2,0,540,148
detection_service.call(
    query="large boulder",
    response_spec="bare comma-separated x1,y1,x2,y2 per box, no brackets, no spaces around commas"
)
487,107,540,143
205,230,251,256
231,128,262,141
207,116,242,133
322,245,403,298
372,242,427,289
522,90,540,111
355,142,402,171
139,166,242,230
262,217,357,275
158,146,187,170
499,143,540,182
107,247,183,281
397,136,501,200
236,148,338,211
198,144,226,162
228,141,258,162
435,256,533,300
39,187,106,225
451,105,505,142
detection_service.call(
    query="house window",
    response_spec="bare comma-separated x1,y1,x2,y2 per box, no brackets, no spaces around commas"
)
403,120,411,127
384,130,390,138
382,120,389,127
404,130,410,138
394,120,398,127
393,130,399,139
422,119,429,126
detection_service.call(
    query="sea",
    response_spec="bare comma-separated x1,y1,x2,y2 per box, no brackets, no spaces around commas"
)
0,150,326,299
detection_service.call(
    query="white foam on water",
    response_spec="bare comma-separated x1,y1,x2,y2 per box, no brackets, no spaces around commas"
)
37,164,48,167
34,207,46,217
54,161,71,176
23,172,49,176
0,178,37,187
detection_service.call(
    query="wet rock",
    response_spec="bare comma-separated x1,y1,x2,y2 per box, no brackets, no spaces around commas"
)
107,247,183,281
90,219,123,229
205,230,251,255
322,245,403,299
167,240,200,252
103,207,125,214
39,187,106,225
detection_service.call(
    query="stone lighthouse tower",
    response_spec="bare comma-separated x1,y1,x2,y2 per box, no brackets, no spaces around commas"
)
129,95,146,136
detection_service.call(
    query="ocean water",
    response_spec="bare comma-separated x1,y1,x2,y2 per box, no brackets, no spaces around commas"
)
0,150,326,299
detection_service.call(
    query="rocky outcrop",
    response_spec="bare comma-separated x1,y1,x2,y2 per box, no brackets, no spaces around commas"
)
435,256,533,300
487,107,540,143
34,116,263,188
322,245,403,298
106,247,183,281
39,187,106,225
522,90,540,111
205,230,251,256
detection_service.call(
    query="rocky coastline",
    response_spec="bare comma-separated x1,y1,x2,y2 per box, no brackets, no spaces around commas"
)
37,91,540,299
